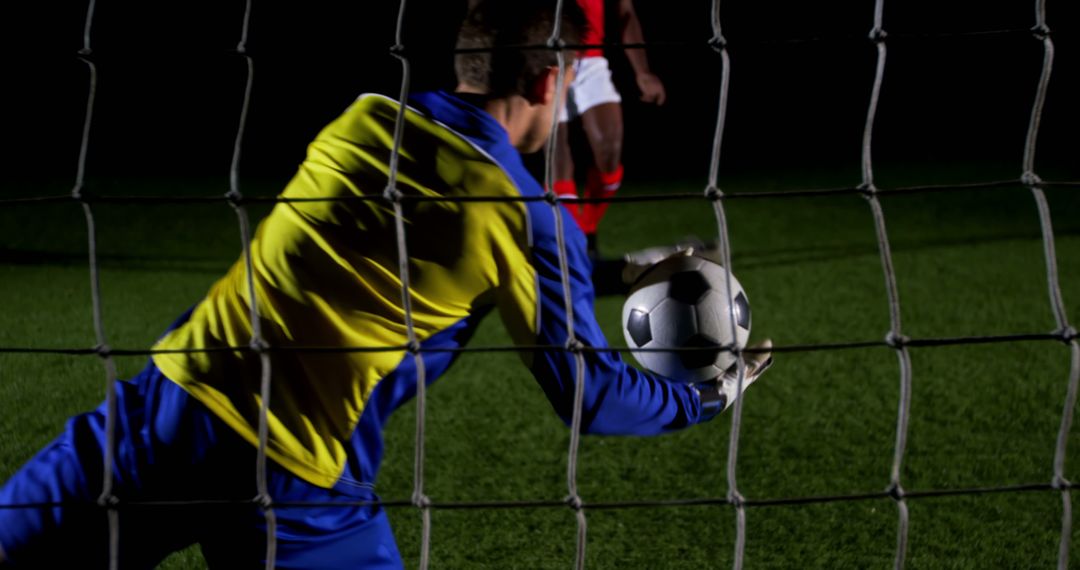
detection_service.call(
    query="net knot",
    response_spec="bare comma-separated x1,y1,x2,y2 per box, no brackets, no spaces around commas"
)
71,185,91,202
412,493,432,508
94,343,112,358
857,183,878,199
255,493,273,509
708,34,727,52
727,490,745,507
868,27,887,42
1031,24,1050,40
78,47,93,57
1059,326,1078,343
406,339,421,354
565,337,585,353
383,185,403,203
389,44,406,57
1020,171,1043,187
249,338,270,354
1052,474,1071,490
886,482,905,500
546,37,565,50
96,493,120,508
884,331,908,348
566,494,584,511
543,190,559,205
225,189,244,205
704,186,723,201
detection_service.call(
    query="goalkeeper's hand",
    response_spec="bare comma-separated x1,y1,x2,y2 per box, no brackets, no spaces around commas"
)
692,339,773,422
621,236,722,287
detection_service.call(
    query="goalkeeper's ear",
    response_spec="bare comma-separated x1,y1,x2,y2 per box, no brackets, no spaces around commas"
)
528,64,575,107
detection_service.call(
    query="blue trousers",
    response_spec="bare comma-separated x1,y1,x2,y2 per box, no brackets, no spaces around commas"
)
0,361,403,569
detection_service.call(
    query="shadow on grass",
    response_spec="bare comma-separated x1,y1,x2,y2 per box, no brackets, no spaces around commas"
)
0,247,230,274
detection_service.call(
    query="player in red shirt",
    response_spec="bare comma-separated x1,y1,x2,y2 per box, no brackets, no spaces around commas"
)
553,0,667,257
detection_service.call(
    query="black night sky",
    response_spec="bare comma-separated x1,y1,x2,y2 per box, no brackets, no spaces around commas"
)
2,0,1078,192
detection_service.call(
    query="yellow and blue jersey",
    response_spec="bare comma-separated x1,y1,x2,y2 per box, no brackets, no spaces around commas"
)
151,90,707,495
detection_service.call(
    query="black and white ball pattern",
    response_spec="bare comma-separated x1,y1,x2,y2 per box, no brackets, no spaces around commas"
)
622,253,751,383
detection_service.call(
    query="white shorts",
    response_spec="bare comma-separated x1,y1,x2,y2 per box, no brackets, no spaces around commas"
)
559,56,622,122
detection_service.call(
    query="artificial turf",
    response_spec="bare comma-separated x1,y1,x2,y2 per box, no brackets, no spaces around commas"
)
0,166,1077,568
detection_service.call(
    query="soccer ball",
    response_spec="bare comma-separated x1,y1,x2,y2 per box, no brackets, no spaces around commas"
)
621,252,751,383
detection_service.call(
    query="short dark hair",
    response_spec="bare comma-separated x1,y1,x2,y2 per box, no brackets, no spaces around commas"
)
455,0,586,97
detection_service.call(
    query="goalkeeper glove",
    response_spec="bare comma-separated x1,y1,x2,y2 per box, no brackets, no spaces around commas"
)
692,339,773,422
621,236,722,286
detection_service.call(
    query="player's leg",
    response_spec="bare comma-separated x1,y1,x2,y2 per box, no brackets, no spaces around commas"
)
553,121,584,228
0,364,207,568
580,100,624,249
553,58,588,232
199,465,403,569
125,358,405,568
567,56,624,255
0,423,113,566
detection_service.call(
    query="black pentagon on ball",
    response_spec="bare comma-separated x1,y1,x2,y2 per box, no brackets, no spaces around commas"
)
733,291,751,329
626,308,652,346
679,333,722,369
669,270,711,305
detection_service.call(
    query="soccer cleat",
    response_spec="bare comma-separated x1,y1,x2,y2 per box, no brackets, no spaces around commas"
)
692,338,773,422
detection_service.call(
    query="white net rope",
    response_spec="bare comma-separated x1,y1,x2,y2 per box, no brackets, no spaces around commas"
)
1,0,1078,569
221,0,279,566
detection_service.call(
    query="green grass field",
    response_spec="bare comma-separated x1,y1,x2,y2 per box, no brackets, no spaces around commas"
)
1,164,1078,568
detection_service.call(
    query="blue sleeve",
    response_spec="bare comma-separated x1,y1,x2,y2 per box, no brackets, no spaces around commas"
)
414,89,708,435
526,209,707,435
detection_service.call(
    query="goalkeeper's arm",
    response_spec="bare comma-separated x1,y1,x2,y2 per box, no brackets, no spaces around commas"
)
501,232,770,434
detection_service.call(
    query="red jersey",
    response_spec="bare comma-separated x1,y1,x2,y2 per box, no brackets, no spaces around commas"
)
578,0,604,58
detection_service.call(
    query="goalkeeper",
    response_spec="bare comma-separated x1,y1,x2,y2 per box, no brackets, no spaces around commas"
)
0,1,771,567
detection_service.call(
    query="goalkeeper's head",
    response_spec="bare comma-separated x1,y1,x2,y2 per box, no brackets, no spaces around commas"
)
454,0,586,152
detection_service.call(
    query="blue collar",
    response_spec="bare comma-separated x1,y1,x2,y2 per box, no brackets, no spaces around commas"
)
407,90,544,198
408,90,508,148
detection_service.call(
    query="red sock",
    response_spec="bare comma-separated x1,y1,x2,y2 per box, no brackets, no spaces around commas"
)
553,179,587,231
583,165,623,234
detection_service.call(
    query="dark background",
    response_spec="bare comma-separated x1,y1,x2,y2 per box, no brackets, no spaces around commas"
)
2,0,1077,192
